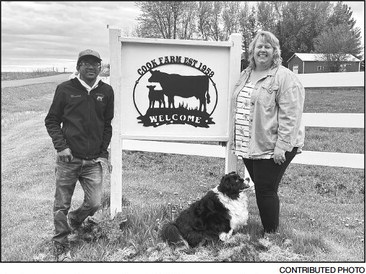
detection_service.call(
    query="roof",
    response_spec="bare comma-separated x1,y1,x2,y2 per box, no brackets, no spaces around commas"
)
287,53,361,63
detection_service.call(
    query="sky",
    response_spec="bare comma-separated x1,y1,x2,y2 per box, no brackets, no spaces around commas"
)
1,1,365,72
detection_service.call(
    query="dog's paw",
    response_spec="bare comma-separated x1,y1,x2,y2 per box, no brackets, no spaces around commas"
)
219,232,230,242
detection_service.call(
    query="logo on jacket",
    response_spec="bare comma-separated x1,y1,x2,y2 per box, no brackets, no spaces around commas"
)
133,56,218,128
95,93,104,102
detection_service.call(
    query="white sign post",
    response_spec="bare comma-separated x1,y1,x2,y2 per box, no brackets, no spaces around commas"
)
109,28,242,218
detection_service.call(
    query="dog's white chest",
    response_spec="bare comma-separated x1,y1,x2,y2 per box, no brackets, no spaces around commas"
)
213,188,249,230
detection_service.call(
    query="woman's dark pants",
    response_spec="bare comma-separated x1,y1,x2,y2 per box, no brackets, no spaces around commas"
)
243,148,297,233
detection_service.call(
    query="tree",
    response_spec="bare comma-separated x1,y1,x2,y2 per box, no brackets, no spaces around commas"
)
256,2,278,33
327,1,357,29
209,1,224,41
134,0,364,72
135,1,195,39
222,1,241,40
178,2,198,39
135,1,244,42
197,1,212,40
135,2,171,38
313,1,363,72
279,2,332,65
197,1,225,41
238,3,257,69
314,24,362,72
323,1,363,59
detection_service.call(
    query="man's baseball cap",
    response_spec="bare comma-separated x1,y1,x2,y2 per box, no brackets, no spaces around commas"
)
77,49,102,63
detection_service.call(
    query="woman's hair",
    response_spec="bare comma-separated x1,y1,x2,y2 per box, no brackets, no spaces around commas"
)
248,31,282,69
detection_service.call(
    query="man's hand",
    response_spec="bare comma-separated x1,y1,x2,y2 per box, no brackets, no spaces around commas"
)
273,147,286,165
57,148,73,162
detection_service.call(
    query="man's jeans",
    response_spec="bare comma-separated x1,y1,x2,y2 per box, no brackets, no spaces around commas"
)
53,157,103,245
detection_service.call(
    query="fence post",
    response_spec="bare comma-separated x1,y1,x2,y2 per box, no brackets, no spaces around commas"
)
109,28,123,218
225,33,242,173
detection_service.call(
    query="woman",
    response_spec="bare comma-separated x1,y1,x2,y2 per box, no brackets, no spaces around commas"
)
231,31,305,236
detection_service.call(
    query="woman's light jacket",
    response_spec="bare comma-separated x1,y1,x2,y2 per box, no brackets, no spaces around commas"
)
229,65,305,158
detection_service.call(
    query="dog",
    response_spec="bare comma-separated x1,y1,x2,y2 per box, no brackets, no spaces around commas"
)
160,172,250,248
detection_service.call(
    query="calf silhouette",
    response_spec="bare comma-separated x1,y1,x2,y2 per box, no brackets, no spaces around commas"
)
148,70,210,112
147,85,165,109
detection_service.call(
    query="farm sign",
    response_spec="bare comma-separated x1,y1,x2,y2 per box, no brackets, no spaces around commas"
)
111,35,241,141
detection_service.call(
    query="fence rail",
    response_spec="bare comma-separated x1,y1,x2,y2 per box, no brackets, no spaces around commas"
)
121,139,364,169
303,113,364,128
296,71,364,88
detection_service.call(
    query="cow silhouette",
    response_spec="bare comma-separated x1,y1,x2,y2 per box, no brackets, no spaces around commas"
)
147,85,165,109
148,70,210,112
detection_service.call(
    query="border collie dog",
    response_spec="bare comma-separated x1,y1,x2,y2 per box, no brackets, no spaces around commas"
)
160,172,250,248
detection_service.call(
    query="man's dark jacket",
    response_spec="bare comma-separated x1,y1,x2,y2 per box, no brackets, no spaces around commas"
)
45,78,114,160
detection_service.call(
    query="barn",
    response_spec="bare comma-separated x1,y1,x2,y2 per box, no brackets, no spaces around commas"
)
287,53,361,74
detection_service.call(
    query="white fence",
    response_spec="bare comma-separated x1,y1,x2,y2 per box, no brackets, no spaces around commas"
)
120,72,364,170
296,71,364,88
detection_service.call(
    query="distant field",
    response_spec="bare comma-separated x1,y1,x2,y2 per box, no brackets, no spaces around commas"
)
1,71,69,81
2,69,110,81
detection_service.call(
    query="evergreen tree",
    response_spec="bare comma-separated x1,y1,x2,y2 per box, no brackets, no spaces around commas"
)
327,1,357,29
319,1,363,60
280,2,331,65
314,24,362,71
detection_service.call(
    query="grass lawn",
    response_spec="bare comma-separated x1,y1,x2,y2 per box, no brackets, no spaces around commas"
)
1,71,69,81
1,81,364,262
304,87,364,113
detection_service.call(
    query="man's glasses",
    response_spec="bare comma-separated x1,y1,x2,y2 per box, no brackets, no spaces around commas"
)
80,61,101,68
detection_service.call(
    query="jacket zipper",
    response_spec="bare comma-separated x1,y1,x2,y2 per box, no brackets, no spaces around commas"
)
87,92,91,158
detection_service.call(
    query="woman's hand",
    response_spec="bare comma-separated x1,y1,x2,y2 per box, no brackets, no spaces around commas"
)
273,147,286,165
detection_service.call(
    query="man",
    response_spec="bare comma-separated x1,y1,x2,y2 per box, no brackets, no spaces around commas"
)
45,49,114,261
